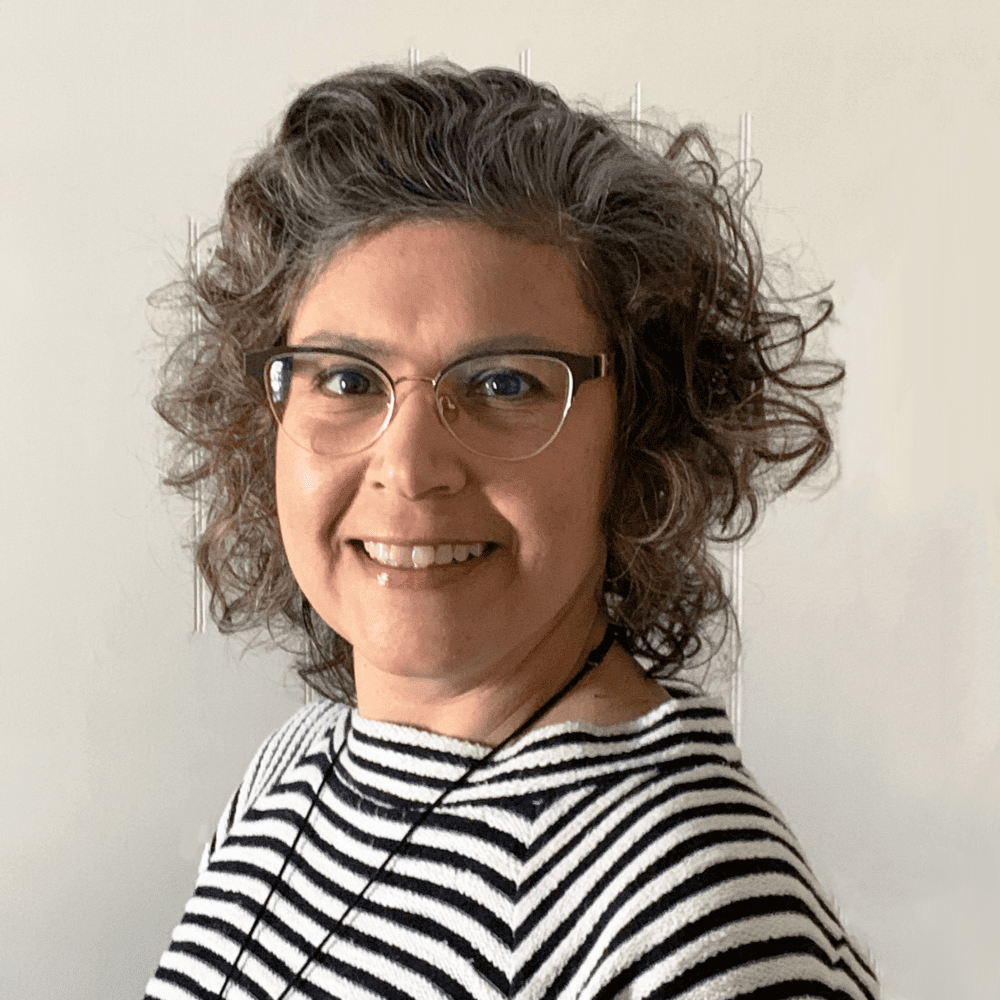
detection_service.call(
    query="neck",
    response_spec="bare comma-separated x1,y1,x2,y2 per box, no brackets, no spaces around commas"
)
353,594,612,746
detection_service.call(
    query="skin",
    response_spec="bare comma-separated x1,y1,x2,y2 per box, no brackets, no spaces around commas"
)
276,219,667,745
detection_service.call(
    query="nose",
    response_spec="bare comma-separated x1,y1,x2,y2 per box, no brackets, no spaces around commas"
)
364,377,468,498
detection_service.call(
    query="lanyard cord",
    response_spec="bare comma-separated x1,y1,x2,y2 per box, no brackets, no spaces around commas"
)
219,622,620,999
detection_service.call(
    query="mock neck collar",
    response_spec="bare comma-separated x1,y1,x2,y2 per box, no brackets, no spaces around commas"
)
321,685,740,809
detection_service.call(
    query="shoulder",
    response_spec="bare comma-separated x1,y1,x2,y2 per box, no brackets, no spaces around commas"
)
237,698,347,805
575,686,880,999
199,699,348,871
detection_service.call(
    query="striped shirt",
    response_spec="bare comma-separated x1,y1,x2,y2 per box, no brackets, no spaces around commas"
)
145,684,879,999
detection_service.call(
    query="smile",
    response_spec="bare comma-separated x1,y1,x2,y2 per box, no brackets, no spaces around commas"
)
360,541,489,568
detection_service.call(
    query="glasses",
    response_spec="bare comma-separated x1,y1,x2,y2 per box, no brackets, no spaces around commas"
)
245,347,609,460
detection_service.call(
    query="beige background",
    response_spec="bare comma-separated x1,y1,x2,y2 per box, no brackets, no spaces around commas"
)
1,2,997,998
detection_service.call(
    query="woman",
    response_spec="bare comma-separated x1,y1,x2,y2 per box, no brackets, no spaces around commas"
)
146,63,879,999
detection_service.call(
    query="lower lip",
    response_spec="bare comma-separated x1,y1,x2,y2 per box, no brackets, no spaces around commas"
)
350,543,495,590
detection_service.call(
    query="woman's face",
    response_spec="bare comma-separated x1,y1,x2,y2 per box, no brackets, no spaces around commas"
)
276,220,616,693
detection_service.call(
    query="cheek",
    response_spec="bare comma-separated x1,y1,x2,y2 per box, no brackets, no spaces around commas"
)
275,439,307,536
499,442,610,574
274,437,353,569
275,447,314,584
276,435,325,507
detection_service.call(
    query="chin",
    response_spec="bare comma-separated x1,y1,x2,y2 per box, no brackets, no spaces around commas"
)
351,611,512,678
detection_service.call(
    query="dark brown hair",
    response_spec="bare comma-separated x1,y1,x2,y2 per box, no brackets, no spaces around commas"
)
155,62,841,701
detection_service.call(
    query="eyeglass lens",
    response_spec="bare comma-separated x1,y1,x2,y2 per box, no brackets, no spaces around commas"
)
264,352,574,460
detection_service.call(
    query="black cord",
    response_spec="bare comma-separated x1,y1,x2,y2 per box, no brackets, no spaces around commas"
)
221,622,619,999
217,752,341,998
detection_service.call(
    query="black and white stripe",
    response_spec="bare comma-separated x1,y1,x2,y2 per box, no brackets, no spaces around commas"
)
145,686,879,999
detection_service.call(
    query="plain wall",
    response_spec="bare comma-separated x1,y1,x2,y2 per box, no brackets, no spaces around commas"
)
1,2,996,998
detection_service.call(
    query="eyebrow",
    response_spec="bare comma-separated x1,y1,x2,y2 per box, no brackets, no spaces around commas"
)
296,331,394,357
295,329,563,359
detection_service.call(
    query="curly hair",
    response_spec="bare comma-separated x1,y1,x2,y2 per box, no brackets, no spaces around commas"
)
154,61,841,702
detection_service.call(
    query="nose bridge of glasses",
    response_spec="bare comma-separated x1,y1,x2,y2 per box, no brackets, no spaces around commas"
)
386,373,457,432
392,374,438,391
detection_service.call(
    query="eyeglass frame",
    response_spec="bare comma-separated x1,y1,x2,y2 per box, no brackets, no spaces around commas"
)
244,345,611,461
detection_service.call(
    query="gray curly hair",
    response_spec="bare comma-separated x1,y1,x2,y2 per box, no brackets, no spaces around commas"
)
155,61,841,701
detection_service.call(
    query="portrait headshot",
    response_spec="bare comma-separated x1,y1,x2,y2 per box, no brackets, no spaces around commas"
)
1,4,996,1000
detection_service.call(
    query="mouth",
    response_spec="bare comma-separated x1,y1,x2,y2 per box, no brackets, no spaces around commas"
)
353,540,496,569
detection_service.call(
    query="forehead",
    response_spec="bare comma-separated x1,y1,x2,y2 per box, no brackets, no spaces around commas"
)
289,220,603,359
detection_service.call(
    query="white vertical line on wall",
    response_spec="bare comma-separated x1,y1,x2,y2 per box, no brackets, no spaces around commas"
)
729,537,744,742
630,81,641,142
519,49,531,78
187,217,208,635
409,47,420,71
728,111,752,742
739,112,752,190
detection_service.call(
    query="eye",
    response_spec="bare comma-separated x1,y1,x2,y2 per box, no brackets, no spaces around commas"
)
317,365,383,397
467,367,538,399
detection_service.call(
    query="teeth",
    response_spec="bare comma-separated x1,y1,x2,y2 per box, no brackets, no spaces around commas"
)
411,545,435,569
362,541,487,568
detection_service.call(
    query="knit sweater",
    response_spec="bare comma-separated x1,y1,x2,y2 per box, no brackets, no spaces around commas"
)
144,683,879,999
